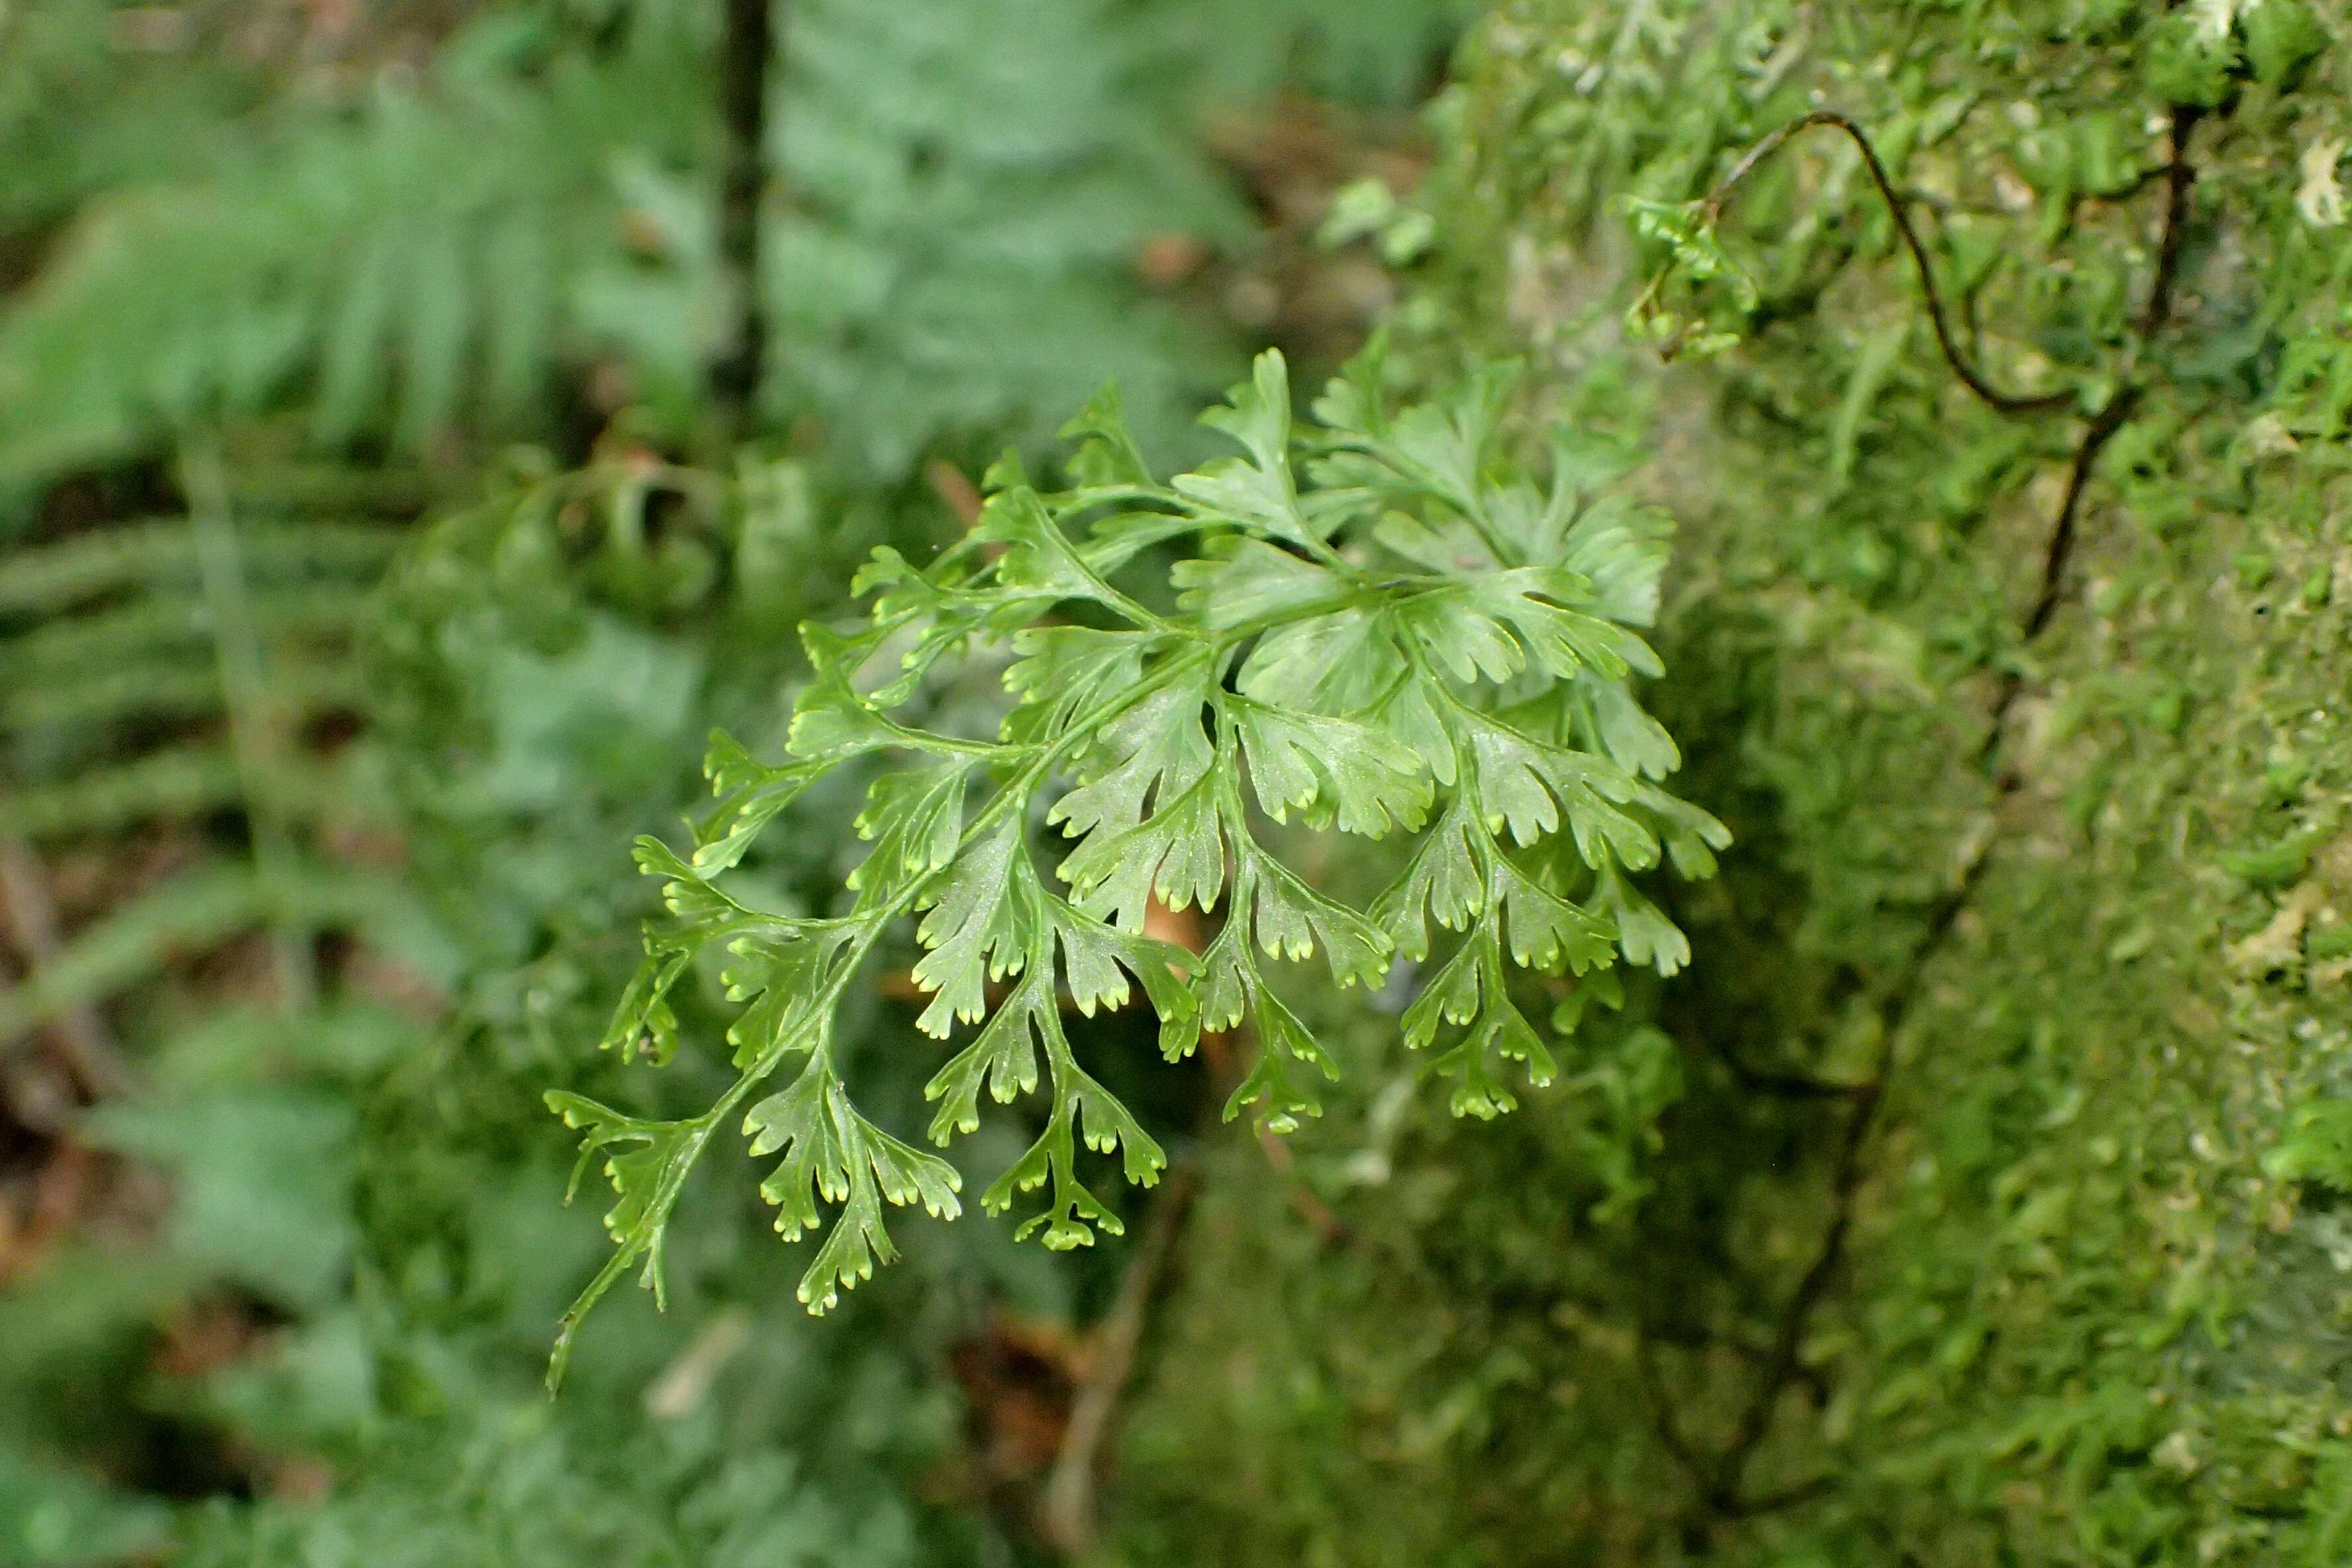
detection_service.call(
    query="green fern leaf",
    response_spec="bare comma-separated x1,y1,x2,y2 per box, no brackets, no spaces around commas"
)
551,348,1726,1371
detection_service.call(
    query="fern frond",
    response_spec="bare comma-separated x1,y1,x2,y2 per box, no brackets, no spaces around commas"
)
0,746,356,842
0,746,244,840
551,349,1726,1372
0,858,434,1042
0,458,407,1078
0,0,1274,488
0,670,346,740
0,520,399,614
3,585,373,676
0,0,265,234
0,863,276,1042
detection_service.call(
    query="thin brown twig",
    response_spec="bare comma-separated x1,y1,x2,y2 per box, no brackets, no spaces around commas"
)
2022,388,2140,644
1039,1161,1201,1559
1682,101,2210,1526
2024,105,2204,641
0,834,130,1101
2138,107,2205,337
1702,110,2077,416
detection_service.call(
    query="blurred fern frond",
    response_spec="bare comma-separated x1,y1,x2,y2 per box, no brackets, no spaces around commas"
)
0,453,424,1040
0,38,703,491
0,0,269,235
0,0,1321,495
0,0,1467,498
771,0,1248,473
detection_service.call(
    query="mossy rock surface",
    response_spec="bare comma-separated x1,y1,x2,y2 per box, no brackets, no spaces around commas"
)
1117,3,2352,1563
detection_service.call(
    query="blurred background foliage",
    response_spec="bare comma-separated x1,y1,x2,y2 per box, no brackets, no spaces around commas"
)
0,0,1462,1562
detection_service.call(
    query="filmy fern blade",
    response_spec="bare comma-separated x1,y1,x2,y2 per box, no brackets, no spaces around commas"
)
550,348,1727,1373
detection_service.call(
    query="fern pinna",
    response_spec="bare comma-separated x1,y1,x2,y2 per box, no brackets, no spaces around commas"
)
548,350,1726,1379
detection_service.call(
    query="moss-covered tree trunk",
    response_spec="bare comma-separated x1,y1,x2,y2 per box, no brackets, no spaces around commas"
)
1119,4,2352,1563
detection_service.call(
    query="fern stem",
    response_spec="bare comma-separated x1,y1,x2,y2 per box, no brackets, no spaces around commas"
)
182,442,317,1015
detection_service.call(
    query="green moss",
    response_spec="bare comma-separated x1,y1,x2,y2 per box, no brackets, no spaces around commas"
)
1116,2,2352,1563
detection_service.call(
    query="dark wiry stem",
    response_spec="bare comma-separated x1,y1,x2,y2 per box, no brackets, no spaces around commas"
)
2022,389,2139,642
1697,1026,1873,1101
1702,862,1978,1512
711,0,776,432
1676,101,2208,1528
1702,111,2075,416
2024,105,2203,640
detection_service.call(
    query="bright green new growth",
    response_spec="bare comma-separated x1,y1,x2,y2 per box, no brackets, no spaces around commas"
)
546,350,1727,1381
